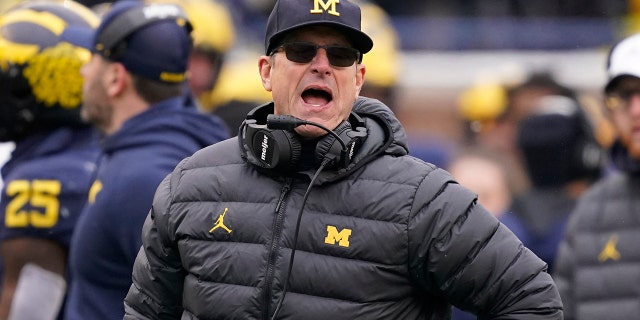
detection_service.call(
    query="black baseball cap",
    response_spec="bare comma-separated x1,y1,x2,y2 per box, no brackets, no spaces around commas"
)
264,0,373,56
63,0,193,83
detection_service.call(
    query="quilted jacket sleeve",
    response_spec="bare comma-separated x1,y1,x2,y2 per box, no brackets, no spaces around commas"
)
124,164,187,319
553,222,575,320
408,168,563,319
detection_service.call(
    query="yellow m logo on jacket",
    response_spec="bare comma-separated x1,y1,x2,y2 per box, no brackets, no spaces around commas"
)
324,225,351,247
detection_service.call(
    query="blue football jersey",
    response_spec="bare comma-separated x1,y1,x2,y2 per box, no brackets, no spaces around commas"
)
0,127,99,248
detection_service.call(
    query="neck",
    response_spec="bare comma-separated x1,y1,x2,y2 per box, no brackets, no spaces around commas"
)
298,138,320,171
104,92,150,135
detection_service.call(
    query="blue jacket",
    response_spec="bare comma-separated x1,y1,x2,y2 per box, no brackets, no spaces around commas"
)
65,97,229,320
1,127,99,246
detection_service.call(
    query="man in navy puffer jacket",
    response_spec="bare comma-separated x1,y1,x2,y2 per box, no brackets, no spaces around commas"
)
125,0,562,319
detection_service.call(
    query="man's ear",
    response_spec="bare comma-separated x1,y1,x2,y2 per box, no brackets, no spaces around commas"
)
258,56,273,92
354,63,366,99
105,62,128,97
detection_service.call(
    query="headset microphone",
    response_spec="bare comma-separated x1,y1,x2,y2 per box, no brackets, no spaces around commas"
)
265,114,306,129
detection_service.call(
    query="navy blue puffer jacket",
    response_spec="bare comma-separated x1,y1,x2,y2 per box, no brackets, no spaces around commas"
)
125,97,562,320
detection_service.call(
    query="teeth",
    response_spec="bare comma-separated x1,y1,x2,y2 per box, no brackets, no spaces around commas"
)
312,104,321,107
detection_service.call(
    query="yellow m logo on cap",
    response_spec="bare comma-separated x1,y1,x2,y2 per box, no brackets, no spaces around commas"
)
310,0,340,16
324,225,351,247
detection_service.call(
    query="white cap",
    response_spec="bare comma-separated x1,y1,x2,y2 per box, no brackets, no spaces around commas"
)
606,33,640,92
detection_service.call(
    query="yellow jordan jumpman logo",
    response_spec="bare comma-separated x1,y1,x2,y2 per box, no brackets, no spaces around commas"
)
598,234,621,262
209,208,232,234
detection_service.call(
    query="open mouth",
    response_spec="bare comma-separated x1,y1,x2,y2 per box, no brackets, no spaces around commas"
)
302,88,332,107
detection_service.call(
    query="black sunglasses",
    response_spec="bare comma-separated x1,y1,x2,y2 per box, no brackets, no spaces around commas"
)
272,42,361,67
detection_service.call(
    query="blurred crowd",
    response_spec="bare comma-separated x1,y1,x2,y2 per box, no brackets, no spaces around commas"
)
65,0,640,50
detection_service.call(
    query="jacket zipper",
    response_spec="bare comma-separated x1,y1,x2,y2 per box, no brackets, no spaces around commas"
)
262,180,292,319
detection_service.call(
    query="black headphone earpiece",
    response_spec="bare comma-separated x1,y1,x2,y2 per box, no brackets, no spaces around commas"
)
242,119,302,171
314,119,367,168
239,103,367,171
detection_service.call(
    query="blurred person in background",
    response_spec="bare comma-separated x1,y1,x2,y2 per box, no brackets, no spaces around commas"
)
512,95,605,274
459,72,580,195
0,1,100,319
146,0,235,112
554,32,640,320
354,0,400,108
447,147,528,241
446,147,531,320
60,1,229,319
457,79,528,194
144,0,235,112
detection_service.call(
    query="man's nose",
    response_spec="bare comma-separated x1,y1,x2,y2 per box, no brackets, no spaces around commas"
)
311,48,332,73
629,94,640,115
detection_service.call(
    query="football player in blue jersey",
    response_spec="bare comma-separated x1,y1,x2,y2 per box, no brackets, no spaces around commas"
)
0,1,101,319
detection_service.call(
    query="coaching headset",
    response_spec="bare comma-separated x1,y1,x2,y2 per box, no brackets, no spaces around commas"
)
239,103,368,172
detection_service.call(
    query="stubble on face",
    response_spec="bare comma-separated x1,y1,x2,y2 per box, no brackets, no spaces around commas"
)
81,56,113,133
616,113,640,160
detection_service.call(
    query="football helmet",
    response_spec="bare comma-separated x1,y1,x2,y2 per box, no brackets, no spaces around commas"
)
0,0,99,141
